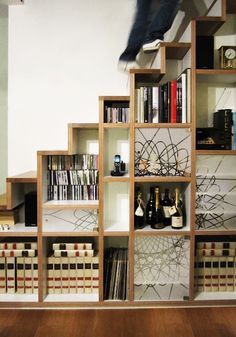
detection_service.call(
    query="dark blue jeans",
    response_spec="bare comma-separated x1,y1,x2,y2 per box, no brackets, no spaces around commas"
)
119,0,181,61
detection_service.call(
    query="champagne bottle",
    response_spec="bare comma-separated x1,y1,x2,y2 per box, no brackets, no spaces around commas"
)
151,187,164,229
162,188,172,226
171,188,184,229
146,186,155,225
134,190,145,229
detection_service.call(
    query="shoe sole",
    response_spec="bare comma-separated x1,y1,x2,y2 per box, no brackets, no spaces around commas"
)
143,43,161,53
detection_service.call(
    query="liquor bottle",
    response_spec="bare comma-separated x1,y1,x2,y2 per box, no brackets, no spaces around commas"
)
162,188,172,226
170,188,184,229
146,186,155,225
134,190,145,229
151,187,164,229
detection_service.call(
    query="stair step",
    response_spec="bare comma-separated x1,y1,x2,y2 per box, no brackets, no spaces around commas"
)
161,42,191,60
196,16,225,35
0,194,7,211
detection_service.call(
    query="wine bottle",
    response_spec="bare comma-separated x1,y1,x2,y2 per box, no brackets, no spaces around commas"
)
162,188,172,226
170,188,184,229
146,186,155,225
134,190,145,229
151,187,164,229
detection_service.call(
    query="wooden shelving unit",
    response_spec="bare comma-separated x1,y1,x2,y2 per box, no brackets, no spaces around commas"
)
0,0,235,307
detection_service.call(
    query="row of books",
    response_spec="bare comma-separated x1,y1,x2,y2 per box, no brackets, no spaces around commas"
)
104,107,129,123
47,184,99,201
47,169,99,186
135,68,191,124
48,154,99,171
104,247,128,301
47,242,98,294
0,241,38,294
195,241,236,292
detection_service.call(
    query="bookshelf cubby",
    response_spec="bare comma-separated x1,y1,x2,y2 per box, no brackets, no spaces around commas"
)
0,0,236,307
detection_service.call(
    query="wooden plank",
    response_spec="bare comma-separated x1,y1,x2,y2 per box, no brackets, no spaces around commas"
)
0,194,7,210
6,171,37,183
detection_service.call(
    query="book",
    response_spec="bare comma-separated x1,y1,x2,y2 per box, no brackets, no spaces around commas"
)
226,256,234,291
170,80,177,123
152,86,159,123
84,256,92,294
197,257,204,292
0,249,37,257
203,256,212,292
0,241,37,250
47,256,54,294
24,257,33,294
219,257,227,291
196,248,235,257
54,257,61,294
54,249,94,257
16,257,24,294
0,257,6,294
211,257,219,292
32,257,38,294
197,242,236,249
6,257,15,294
52,243,92,251
61,257,69,294
92,256,99,294
76,256,84,294
69,257,77,294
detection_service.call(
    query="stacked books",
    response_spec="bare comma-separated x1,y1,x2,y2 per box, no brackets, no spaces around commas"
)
194,241,236,292
47,242,99,294
47,154,99,201
104,247,128,301
135,68,191,124
0,241,38,294
104,105,129,123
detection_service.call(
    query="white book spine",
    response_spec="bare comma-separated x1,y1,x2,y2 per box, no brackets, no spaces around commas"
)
6,257,15,294
76,256,84,294
24,257,33,294
0,257,6,294
84,256,92,294
69,257,77,294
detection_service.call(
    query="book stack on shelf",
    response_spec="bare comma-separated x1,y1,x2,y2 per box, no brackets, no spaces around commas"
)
104,105,129,123
104,247,128,301
194,240,236,293
135,68,191,124
0,241,38,294
47,154,99,201
47,242,99,294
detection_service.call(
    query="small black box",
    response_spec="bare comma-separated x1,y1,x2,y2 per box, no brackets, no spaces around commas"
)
196,127,231,150
196,36,214,69
25,191,37,226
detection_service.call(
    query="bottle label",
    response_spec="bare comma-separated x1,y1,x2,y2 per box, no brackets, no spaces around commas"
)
163,206,171,218
172,216,183,228
135,205,144,217
169,206,177,216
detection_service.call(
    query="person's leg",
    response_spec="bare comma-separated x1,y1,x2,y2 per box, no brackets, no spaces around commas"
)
143,0,182,51
119,0,152,62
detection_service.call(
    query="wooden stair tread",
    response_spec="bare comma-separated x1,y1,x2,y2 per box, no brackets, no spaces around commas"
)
0,194,7,211
6,170,37,183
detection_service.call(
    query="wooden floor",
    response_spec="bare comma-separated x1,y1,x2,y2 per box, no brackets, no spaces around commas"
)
0,307,236,337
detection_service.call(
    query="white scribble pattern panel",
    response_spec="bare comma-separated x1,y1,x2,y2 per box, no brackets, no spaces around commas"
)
196,156,236,230
135,128,191,177
43,209,98,232
134,236,189,301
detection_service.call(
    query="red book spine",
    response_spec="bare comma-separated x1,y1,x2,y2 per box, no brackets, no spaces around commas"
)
170,80,177,123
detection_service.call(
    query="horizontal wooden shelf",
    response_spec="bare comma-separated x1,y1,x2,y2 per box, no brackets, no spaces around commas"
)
0,294,38,303
103,231,129,237
103,176,130,183
196,69,236,83
196,150,236,155
6,171,37,183
38,150,69,156
135,123,191,128
44,293,99,303
68,123,99,129
42,231,99,237
99,96,130,102
135,225,190,235
130,69,164,83
195,230,236,236
103,123,130,129
134,176,191,183
42,200,99,209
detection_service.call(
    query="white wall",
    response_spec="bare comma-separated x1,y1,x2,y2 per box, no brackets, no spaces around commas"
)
0,5,8,193
8,0,135,175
